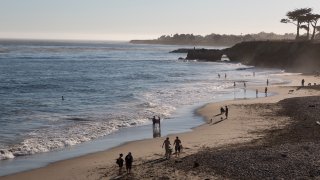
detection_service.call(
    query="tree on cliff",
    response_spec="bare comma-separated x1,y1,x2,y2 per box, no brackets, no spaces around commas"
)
316,26,320,39
281,8,312,40
299,13,320,40
310,14,320,40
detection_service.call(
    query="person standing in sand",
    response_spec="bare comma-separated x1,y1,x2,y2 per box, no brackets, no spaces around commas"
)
265,87,268,97
162,137,171,159
256,89,258,98
125,152,133,174
220,107,225,114
116,153,124,175
225,106,229,119
267,79,269,86
173,136,182,157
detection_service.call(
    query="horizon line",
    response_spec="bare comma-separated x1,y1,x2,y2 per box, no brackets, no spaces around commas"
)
0,31,298,42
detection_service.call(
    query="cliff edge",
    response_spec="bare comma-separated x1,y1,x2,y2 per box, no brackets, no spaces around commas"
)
186,41,320,72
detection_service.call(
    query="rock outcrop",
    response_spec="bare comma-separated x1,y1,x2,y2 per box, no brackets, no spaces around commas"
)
186,41,320,72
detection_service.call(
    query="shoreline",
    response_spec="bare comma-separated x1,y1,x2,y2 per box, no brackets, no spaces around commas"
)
1,73,320,179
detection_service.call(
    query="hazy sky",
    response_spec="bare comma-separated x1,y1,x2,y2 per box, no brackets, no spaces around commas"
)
0,0,320,41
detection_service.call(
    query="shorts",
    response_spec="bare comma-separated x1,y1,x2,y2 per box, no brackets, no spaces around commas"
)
175,145,181,152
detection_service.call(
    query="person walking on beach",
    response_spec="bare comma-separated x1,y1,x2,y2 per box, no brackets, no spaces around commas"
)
265,87,268,97
116,153,124,175
173,136,182,157
267,79,269,86
220,107,225,114
225,73,227,79
225,106,229,119
218,74,220,78
302,79,305,86
125,152,133,174
244,82,246,88
256,89,258,98
162,137,171,159
233,82,236,87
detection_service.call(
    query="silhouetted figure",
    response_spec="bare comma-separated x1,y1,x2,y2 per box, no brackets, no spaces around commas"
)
233,82,236,87
302,79,305,86
162,137,171,159
244,82,246,88
152,116,161,125
256,89,258,98
220,107,225,114
125,152,133,174
265,87,268,97
62,96,64,100
173,137,182,157
218,74,221,78
225,106,229,119
116,154,124,175
152,116,161,138
225,73,227,79
267,79,269,86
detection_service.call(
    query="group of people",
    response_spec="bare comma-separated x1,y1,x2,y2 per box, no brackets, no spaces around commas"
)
220,106,229,119
218,73,227,79
162,136,182,159
116,152,133,175
115,136,183,175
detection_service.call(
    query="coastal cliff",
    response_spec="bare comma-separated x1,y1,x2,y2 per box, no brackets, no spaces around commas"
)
186,41,320,72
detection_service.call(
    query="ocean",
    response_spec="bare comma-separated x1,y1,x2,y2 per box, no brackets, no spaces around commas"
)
0,40,286,175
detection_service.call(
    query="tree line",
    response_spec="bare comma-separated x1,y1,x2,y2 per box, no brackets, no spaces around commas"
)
132,7,320,46
281,7,320,40
154,32,295,46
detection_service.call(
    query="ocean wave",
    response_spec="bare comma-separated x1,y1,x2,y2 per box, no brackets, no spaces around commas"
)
1,116,149,159
0,81,232,160
0,149,14,160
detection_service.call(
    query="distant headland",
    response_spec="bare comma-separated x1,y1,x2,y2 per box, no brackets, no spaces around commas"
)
130,32,296,46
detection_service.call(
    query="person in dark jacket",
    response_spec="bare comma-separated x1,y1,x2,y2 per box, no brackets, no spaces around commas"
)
116,153,124,175
125,152,133,174
225,106,229,119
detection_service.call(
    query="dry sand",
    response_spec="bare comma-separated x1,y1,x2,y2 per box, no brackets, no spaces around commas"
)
1,73,320,180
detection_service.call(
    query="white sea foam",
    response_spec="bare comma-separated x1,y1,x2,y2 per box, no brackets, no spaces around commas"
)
5,116,150,158
0,149,14,160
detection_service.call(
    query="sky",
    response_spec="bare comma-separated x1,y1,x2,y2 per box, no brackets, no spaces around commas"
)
0,0,320,41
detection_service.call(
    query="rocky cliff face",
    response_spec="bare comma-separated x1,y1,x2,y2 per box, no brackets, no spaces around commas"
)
186,41,320,72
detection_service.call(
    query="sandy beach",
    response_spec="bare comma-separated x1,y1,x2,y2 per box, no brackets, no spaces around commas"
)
2,73,320,180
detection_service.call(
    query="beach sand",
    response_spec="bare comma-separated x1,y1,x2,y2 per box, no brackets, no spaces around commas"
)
1,73,320,180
